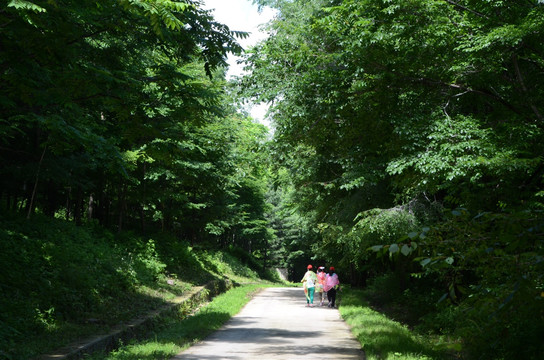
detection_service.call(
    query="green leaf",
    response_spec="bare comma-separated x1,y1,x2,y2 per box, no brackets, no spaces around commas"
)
8,0,46,12
420,258,432,267
369,245,383,252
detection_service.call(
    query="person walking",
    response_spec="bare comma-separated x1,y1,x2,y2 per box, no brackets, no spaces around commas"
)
316,266,326,306
324,266,340,308
301,264,317,307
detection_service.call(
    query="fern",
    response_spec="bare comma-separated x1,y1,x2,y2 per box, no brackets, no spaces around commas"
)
117,0,192,36
7,0,46,13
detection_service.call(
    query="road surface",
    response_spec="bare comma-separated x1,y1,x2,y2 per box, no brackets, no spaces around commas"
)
173,287,365,359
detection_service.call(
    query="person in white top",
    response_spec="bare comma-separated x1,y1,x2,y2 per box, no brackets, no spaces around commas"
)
301,264,317,307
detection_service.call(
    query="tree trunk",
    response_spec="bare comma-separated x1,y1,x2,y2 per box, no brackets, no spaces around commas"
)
118,183,126,232
88,194,94,220
140,162,146,233
27,144,47,219
74,187,83,226
95,174,109,226
65,187,72,221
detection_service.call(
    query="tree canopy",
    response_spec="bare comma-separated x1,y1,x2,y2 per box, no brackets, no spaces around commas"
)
2,0,544,358
242,0,544,358
0,0,270,254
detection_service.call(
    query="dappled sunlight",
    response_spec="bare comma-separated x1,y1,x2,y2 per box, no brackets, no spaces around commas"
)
105,342,179,360
340,303,444,359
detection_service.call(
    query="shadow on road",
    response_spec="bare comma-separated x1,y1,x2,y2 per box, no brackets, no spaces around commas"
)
175,287,365,359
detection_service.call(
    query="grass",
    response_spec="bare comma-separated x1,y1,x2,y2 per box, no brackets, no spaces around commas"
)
339,288,459,360
85,284,459,360
89,284,454,360
8,280,196,360
0,212,279,360
86,284,271,360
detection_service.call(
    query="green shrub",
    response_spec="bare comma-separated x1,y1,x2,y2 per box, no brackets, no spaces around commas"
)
353,207,419,244
455,283,544,360
227,245,261,269
226,245,282,282
152,234,213,284
321,207,419,273
0,213,174,358
417,301,460,335
0,211,272,359
403,209,544,359
362,272,405,305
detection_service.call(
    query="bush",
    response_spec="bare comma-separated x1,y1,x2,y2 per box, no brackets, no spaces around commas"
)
0,211,273,359
340,207,420,272
226,245,283,282
0,213,174,357
455,282,544,360
406,209,544,359
361,272,405,305
152,233,213,284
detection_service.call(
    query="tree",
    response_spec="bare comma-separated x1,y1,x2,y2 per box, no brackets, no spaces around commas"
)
0,0,245,225
241,1,544,357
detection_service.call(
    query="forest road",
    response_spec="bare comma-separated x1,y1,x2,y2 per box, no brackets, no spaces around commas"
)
172,287,365,359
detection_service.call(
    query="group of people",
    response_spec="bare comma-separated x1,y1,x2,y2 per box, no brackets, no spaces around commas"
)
301,264,340,308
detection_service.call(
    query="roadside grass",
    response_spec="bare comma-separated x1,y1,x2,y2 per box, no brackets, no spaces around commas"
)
11,280,197,360
339,288,458,360
86,284,271,360
0,212,278,359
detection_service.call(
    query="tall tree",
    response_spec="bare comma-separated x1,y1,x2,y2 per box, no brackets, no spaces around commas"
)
242,0,544,244
241,1,544,357
0,0,245,224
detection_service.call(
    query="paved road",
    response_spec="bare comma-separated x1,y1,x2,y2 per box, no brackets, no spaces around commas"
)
173,287,365,359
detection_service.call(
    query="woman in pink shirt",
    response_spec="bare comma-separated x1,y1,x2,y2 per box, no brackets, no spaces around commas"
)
324,266,340,308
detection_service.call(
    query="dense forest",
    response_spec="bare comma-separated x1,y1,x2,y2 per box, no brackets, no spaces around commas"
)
242,0,544,358
1,0,271,250
1,0,543,359
0,1,273,358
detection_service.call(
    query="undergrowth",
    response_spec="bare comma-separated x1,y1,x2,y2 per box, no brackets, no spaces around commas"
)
339,287,458,360
86,284,269,360
0,212,273,360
